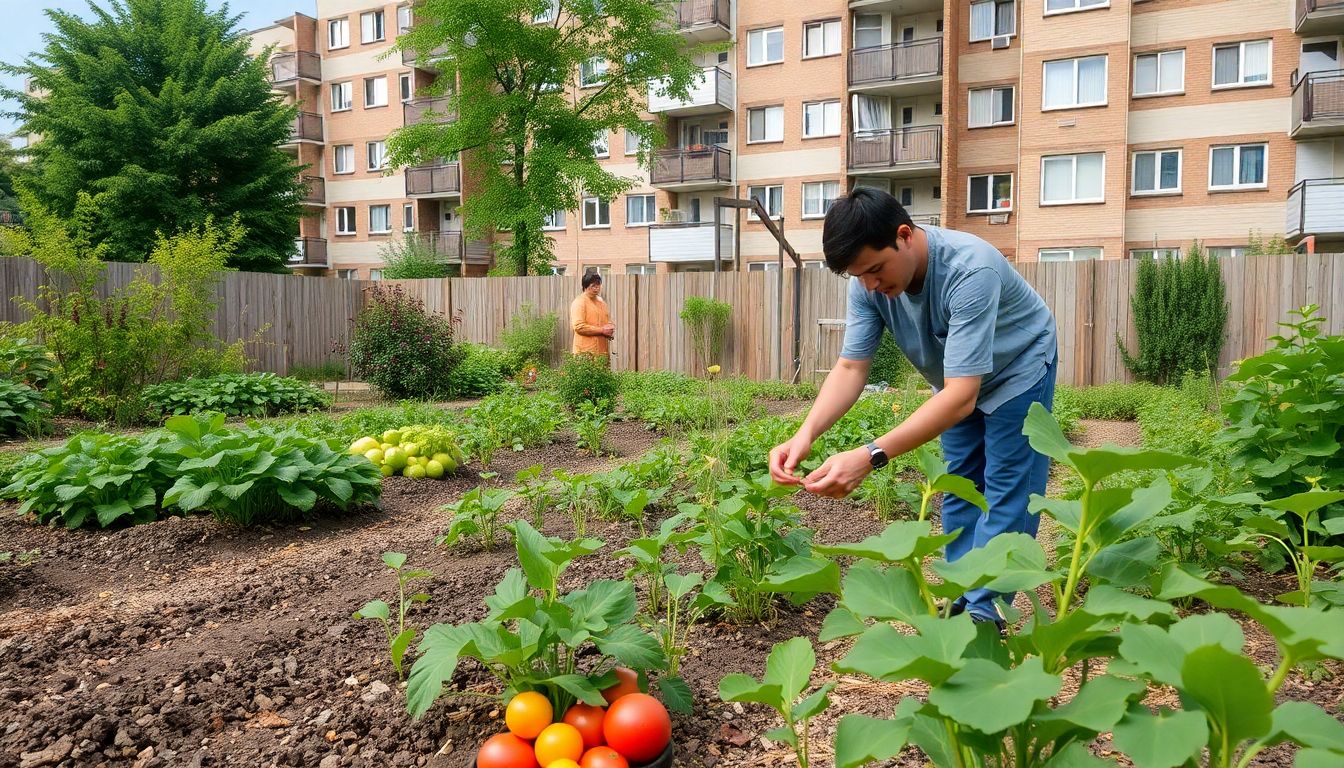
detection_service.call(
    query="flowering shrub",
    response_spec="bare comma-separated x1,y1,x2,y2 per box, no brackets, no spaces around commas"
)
555,353,618,410
349,285,463,400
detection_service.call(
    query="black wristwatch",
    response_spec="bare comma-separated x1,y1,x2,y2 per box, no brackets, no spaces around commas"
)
864,442,889,470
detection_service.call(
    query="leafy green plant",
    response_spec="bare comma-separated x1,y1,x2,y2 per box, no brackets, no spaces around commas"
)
353,552,433,680
551,469,597,537
615,511,695,617
0,337,57,390
1118,242,1228,385
867,331,914,388
555,353,619,409
141,373,330,418
1232,485,1344,608
406,521,684,719
617,370,702,398
445,343,508,398
514,464,555,529
1054,382,1162,421
680,296,732,372
574,399,612,455
720,637,834,768
1138,386,1225,458
287,360,346,383
349,284,463,400
0,549,40,566
500,303,558,372
460,391,567,467
1,430,170,528
854,468,920,520
0,379,49,437
378,233,458,279
439,487,515,550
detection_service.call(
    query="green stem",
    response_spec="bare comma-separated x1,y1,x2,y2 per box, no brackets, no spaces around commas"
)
1058,485,1093,619
1267,654,1293,694
1233,741,1267,768
944,720,968,768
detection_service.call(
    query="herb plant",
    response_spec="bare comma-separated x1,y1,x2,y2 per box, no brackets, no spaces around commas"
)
439,487,515,551
574,399,612,456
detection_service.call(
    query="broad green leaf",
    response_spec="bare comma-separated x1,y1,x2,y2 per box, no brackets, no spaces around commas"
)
1254,604,1344,662
1116,623,1186,686
405,623,472,719
664,572,703,600
930,473,988,513
1086,536,1161,588
511,520,559,595
94,499,132,526
813,520,957,563
1090,481,1174,547
819,606,867,641
326,476,353,502
277,483,317,510
835,616,975,686
1263,490,1344,517
763,636,815,704
656,674,693,715
791,682,835,721
354,599,390,621
931,533,1057,596
926,657,1061,734
1169,613,1244,655
1082,585,1176,623
1112,706,1208,768
564,580,637,631
1178,645,1273,748
382,552,407,570
390,628,416,675
838,562,928,624
593,624,666,670
1296,749,1344,768
1023,403,1076,468
1043,742,1113,767
548,674,608,707
1268,700,1344,751
764,726,798,747
834,713,912,768
761,555,841,596
1033,674,1145,741
719,674,783,709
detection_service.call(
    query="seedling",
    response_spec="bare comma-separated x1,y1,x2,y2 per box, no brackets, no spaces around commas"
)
353,552,432,680
719,637,834,768
439,487,514,550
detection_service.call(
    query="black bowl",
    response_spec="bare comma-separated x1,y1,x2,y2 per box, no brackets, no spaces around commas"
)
473,742,675,767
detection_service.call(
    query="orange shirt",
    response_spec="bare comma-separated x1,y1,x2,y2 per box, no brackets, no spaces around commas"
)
570,293,612,356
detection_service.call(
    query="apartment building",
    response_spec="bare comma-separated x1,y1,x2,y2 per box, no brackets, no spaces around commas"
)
245,0,1343,277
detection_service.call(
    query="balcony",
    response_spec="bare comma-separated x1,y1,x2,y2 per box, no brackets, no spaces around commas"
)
270,51,321,87
405,162,462,197
290,237,328,269
1296,0,1344,35
850,0,943,11
674,0,731,42
1291,70,1344,138
1286,178,1344,242
649,221,733,263
301,176,325,206
284,112,324,146
411,231,464,263
648,66,734,116
650,146,732,191
848,126,942,177
401,41,451,70
849,38,943,97
910,214,940,227
403,96,457,126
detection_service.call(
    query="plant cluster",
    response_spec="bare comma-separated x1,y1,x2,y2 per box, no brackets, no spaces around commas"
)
287,360,346,383
554,354,619,409
378,234,458,279
680,296,732,372
349,284,463,400
1054,382,1162,422
140,373,330,418
459,391,567,468
867,331,915,388
445,343,510,398
499,303,559,372
348,425,464,479
440,487,515,550
0,378,50,438
573,399,612,456
0,336,57,390
623,389,757,435
1119,242,1228,385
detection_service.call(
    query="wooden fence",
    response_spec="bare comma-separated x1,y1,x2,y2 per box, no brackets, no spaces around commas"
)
2,254,1342,387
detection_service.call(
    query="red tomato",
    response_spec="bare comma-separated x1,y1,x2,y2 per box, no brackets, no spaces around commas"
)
602,693,671,764
580,747,630,768
600,667,641,705
477,732,540,768
562,703,606,751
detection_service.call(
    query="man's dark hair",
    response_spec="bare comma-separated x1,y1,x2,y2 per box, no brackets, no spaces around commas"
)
581,272,603,290
821,187,914,274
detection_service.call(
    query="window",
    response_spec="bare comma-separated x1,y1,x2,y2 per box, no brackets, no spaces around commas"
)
969,86,1014,127
1209,144,1267,189
1045,0,1107,13
802,181,840,218
1206,246,1247,258
803,20,841,58
400,73,412,102
899,187,913,206
580,57,608,87
747,106,784,143
748,185,783,220
542,210,566,230
551,265,568,276
1043,55,1107,109
803,100,841,138
802,260,827,270
625,124,650,155
968,173,1013,212
748,27,784,66
1134,50,1184,96
626,264,657,275
328,18,349,49
533,0,559,23
1213,40,1271,88
747,261,781,272
361,10,385,43
626,194,656,226
592,131,609,157
1129,248,1181,260
582,197,610,228
584,265,611,277
333,144,354,174
970,0,1015,42
1132,149,1181,195
397,6,413,33
331,81,353,111
367,141,387,170
932,185,941,199
336,206,356,235
402,204,414,231
364,76,388,108
1039,248,1102,261
1041,152,1105,204
369,205,391,234
934,102,943,116
337,269,356,280
852,94,891,133
369,269,383,281
853,14,882,50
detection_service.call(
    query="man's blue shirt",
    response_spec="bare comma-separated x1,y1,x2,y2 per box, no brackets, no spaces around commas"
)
839,225,1057,413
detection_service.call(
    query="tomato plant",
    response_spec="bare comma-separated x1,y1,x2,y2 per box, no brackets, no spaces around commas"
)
561,703,606,751
505,691,553,740
477,733,539,768
602,693,671,764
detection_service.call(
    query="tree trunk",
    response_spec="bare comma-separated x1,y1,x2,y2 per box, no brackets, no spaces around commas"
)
513,143,528,276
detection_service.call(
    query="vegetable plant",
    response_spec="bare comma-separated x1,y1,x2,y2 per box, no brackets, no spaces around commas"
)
719,637,834,768
615,511,695,616
439,487,515,550
0,337,57,390
140,372,330,418
353,551,433,680
514,464,555,529
0,379,49,437
551,469,597,537
1232,484,1344,607
2,430,170,528
573,399,612,456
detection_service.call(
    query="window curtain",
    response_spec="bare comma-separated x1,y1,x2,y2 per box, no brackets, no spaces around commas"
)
1077,57,1106,103
1159,152,1179,189
1044,60,1073,107
970,89,993,126
995,1,1015,35
970,2,993,39
1211,147,1235,185
1076,154,1104,198
1239,146,1265,184
1213,46,1239,85
1243,41,1270,82
852,94,891,134
1159,51,1183,92
1042,157,1072,202
1134,153,1155,192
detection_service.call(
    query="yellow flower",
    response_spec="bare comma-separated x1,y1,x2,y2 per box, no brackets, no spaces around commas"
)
707,364,721,375
891,401,902,414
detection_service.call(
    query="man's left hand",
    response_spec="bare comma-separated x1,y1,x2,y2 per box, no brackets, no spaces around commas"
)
802,448,873,498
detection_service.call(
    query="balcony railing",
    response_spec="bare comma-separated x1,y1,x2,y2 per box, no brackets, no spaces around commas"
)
286,112,324,144
650,146,731,187
648,66,734,114
403,97,457,126
1296,0,1344,33
271,51,321,84
412,231,464,263
649,221,733,263
401,42,451,68
910,214,940,227
290,237,328,268
405,162,462,196
1286,178,1344,239
301,176,325,206
1292,69,1344,135
848,126,942,170
849,38,943,87
675,0,731,35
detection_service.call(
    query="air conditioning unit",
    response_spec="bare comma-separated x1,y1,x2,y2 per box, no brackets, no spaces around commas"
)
988,213,1010,225
991,35,1010,50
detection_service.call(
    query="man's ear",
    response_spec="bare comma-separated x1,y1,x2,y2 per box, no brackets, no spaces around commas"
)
896,223,913,244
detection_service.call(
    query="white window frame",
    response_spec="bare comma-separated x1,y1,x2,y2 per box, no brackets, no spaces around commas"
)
542,210,567,231
1044,0,1108,15
853,13,883,50
333,144,355,175
802,100,841,138
1131,149,1182,196
625,194,656,227
747,27,785,67
367,141,388,171
402,203,414,232
967,173,1013,213
803,19,842,59
1212,40,1272,89
397,6,413,34
626,264,657,275
369,269,383,281
533,0,559,24
330,81,353,112
1133,49,1185,97
969,0,1016,42
361,10,385,44
582,197,611,229
968,85,1014,128
747,261,781,272
363,76,388,108
1129,248,1182,260
369,204,392,234
1040,152,1106,205
1042,55,1108,110
625,125,648,156
399,73,412,103
747,105,784,143
747,185,784,221
335,206,357,235
328,18,349,50
591,131,609,158
1208,143,1268,190
802,260,827,270
1206,246,1247,258
579,57,608,87
1039,247,1103,262
802,181,840,219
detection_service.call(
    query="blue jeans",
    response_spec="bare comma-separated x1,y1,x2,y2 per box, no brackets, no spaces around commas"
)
941,363,1056,622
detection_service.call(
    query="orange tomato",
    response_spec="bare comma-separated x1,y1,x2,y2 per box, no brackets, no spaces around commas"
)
506,691,554,740
562,703,606,751
546,761,582,768
599,667,641,705
477,732,540,768
534,722,585,767
580,747,630,768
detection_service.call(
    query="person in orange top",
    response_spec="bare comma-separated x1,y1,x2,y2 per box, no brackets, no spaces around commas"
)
570,272,614,357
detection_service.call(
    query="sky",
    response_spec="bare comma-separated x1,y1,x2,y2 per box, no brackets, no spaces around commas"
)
1,0,316,140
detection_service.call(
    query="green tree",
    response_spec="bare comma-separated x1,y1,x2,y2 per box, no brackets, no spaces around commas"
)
1118,241,1228,385
390,0,705,275
0,137,23,221
379,234,459,279
2,0,305,271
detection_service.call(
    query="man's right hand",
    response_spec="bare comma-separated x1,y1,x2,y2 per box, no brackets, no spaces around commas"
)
768,435,813,486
